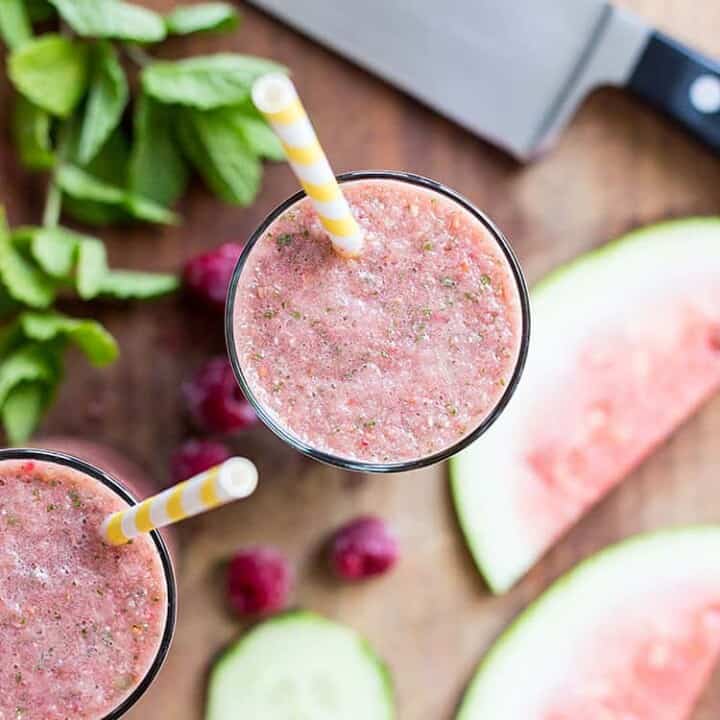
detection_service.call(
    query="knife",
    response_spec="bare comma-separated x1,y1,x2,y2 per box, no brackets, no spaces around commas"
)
246,0,720,160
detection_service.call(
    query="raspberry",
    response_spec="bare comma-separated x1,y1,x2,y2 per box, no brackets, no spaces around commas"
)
169,439,231,485
227,547,292,616
183,357,258,434
329,515,399,581
183,242,243,311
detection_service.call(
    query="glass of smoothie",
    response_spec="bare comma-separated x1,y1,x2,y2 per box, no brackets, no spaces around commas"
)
226,171,530,472
0,447,176,720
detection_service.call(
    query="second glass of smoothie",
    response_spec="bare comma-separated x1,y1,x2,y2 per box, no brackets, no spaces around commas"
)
0,448,176,720
226,171,530,472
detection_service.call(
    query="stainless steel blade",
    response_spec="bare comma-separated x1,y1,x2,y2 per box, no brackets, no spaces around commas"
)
248,0,650,160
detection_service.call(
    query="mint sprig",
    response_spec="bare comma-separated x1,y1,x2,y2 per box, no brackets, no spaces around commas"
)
0,0,280,443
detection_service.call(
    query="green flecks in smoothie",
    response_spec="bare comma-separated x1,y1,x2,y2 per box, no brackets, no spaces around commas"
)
272,382,284,393
263,309,277,319
31,488,40,500
290,310,302,320
464,292,479,303
422,241,434,251
6,514,20,527
363,419,377,429
422,307,433,318
480,273,492,286
14,672,22,684
446,404,458,416
497,377,506,387
45,504,56,512
440,276,456,287
251,352,264,361
276,234,293,248
68,489,82,508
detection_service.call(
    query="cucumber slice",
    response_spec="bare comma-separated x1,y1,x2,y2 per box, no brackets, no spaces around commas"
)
206,611,394,719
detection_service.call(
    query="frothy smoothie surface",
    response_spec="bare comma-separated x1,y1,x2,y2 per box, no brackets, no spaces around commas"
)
0,459,168,720
233,178,523,463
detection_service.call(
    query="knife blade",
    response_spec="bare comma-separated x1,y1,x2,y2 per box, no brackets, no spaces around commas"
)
248,0,720,159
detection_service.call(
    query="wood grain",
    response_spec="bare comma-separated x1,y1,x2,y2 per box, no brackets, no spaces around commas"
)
1,1,720,718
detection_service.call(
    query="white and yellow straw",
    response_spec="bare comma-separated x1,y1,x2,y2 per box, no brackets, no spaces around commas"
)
101,457,258,545
252,73,364,258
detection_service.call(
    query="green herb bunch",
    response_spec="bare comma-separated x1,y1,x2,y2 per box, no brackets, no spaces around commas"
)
0,0,285,443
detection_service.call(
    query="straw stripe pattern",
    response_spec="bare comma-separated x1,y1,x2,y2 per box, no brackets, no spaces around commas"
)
101,458,258,545
252,75,364,257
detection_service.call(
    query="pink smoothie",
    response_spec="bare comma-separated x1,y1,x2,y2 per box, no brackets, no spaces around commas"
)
0,458,169,720
232,177,524,464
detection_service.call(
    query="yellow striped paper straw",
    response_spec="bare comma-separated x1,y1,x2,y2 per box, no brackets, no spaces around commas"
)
101,458,258,545
252,73,364,258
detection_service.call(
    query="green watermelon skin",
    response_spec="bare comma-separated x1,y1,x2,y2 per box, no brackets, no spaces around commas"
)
451,218,720,593
456,527,720,719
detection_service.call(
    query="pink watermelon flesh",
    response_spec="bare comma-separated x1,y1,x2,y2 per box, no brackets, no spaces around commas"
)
522,293,720,552
543,590,720,719
456,529,720,719
451,219,720,593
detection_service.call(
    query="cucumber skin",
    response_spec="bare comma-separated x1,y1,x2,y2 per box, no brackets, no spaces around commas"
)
206,609,395,720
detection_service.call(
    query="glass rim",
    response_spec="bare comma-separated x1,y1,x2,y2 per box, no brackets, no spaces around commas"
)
225,170,531,473
0,447,177,720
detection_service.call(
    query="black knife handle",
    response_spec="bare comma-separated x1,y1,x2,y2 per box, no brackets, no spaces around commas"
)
628,31,720,152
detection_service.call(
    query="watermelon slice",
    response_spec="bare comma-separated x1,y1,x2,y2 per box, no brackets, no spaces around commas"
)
456,527,720,719
451,218,720,593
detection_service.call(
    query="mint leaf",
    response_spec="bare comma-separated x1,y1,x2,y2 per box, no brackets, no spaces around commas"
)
20,311,118,365
142,54,285,109
26,0,56,23
12,95,54,170
0,0,32,50
58,165,178,225
31,227,78,277
49,0,165,42
63,126,132,226
77,41,129,164
100,269,179,299
57,164,125,204
128,94,188,206
0,317,23,357
2,381,47,444
165,3,239,35
0,209,55,308
8,34,88,117
0,286,19,322
178,108,261,206
75,238,107,299
0,343,57,407
125,195,178,225
231,113,284,161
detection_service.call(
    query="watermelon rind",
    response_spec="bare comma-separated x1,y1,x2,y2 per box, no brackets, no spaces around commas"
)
456,526,720,719
451,217,720,593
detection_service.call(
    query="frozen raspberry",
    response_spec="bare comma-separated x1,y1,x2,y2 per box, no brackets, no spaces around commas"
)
169,439,231,485
329,515,399,581
183,242,243,310
227,547,292,616
183,357,258,434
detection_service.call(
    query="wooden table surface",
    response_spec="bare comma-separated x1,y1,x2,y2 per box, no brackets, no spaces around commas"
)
2,1,720,718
